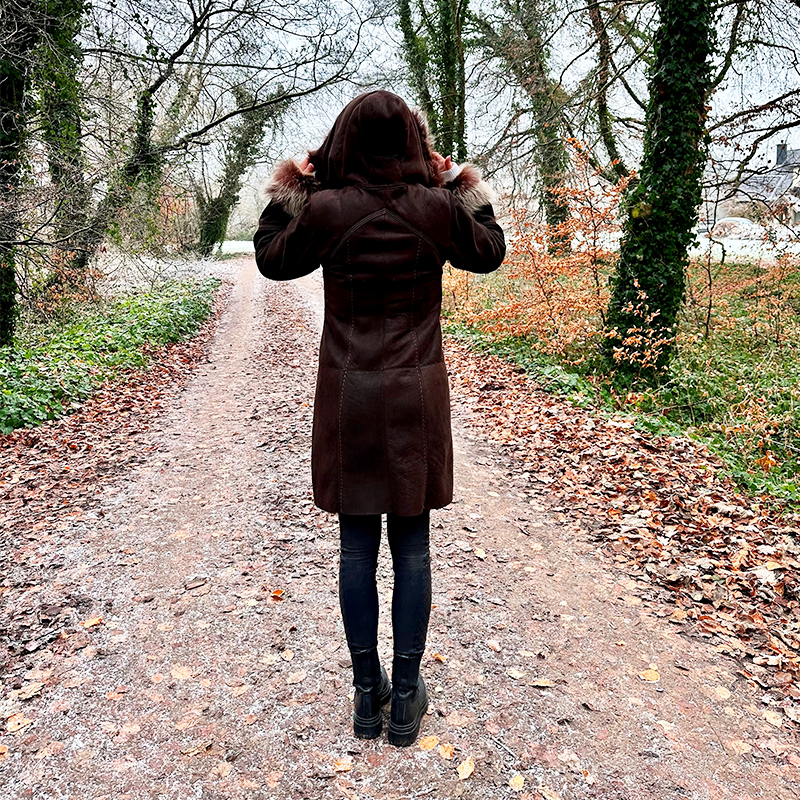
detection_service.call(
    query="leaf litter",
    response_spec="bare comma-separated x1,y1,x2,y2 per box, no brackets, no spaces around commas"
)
446,337,800,714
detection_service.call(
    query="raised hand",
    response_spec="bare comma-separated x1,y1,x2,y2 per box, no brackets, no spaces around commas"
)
430,151,453,173
298,156,315,176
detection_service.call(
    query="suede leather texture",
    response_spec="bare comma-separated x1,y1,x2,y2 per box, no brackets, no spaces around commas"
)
254,91,505,515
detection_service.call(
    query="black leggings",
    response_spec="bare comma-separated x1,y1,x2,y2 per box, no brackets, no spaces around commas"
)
338,511,431,656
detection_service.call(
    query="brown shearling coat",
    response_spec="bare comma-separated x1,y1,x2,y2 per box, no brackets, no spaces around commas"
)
254,91,505,515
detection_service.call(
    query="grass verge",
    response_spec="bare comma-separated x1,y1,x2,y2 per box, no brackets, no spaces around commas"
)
445,298,800,507
0,278,220,433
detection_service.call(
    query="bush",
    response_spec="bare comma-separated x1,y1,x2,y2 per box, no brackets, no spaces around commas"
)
0,278,219,432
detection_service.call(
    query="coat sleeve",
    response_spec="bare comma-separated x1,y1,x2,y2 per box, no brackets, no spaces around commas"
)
253,160,322,281
442,164,506,274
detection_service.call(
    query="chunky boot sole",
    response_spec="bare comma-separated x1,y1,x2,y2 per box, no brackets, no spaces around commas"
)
387,694,428,747
353,680,392,739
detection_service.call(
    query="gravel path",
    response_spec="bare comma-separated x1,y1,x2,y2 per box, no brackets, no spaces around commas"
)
1,258,798,799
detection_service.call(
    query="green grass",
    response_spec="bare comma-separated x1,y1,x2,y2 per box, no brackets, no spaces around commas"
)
0,278,219,433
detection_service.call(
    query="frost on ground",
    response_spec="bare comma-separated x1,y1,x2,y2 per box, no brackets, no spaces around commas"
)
1,258,798,799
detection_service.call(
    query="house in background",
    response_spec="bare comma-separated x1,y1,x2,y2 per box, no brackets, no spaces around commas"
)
732,143,800,227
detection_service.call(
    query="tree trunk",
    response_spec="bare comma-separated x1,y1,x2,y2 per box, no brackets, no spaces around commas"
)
195,90,284,256
604,0,713,377
398,0,468,161
475,4,570,243
36,0,89,264
70,90,161,274
0,0,38,346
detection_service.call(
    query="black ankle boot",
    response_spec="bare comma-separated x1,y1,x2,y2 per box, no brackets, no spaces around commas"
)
387,653,428,747
350,648,392,739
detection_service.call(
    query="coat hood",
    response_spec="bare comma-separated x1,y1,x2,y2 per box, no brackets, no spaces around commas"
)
308,91,439,189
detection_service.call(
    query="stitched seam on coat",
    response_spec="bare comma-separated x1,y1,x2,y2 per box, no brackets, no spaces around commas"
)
380,216,394,513
338,242,355,511
329,209,386,261
410,238,429,502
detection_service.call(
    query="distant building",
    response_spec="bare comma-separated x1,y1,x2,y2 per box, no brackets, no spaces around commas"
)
734,143,800,226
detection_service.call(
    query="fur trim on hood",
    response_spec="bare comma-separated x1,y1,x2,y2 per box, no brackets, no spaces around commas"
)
266,105,496,217
443,163,497,214
266,160,320,218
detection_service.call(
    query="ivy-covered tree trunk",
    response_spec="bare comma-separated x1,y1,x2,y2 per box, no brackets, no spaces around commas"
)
397,0,468,161
35,0,89,265
70,89,162,274
0,0,38,346
475,2,570,241
195,91,283,256
604,0,713,377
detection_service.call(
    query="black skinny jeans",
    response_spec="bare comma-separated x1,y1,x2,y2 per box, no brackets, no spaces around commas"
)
338,511,431,656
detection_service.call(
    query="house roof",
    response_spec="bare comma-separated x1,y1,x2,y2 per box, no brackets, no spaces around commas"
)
737,148,800,203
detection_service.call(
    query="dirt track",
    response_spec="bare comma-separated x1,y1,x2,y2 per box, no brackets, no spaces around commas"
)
1,258,798,799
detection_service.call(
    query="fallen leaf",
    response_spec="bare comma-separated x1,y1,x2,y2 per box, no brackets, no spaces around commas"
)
80,617,103,628
639,669,660,683
474,548,486,560
419,735,439,750
537,786,562,800
151,673,165,684
457,756,475,780
213,761,233,778
0,744,8,761
529,679,554,688
509,773,524,791
6,713,33,733
35,741,63,760
486,639,501,652
271,589,285,600
333,757,353,773
16,681,44,700
175,714,200,731
726,739,752,755
445,709,476,727
433,652,447,663
507,668,525,680
171,665,192,680
231,684,252,696
264,771,282,788
287,671,306,685
655,720,674,734
280,649,294,661
439,743,455,759
764,709,783,728
714,685,731,701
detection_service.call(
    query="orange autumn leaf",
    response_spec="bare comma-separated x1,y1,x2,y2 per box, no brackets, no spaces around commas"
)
418,735,439,750
439,743,455,759
80,617,103,628
432,652,446,663
457,756,475,780
509,773,525,791
171,665,192,680
639,668,660,683
6,713,33,733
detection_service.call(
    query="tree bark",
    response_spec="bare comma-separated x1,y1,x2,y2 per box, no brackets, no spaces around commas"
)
604,0,714,377
36,0,90,274
0,0,38,345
